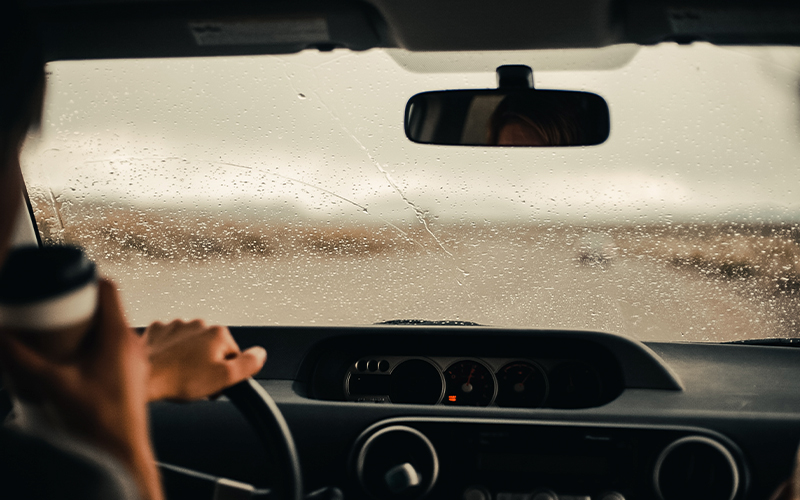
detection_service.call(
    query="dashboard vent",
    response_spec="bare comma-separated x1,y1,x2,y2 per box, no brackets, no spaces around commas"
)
654,436,740,500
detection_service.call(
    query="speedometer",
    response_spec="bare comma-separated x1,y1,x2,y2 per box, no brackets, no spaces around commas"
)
443,360,496,406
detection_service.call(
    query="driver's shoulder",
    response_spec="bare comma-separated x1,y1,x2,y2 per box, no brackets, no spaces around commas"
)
0,426,139,500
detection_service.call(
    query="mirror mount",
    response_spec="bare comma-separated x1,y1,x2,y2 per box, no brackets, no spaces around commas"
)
496,65,534,89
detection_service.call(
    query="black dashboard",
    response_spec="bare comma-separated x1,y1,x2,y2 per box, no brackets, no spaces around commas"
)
312,332,631,410
341,355,612,409
148,326,800,500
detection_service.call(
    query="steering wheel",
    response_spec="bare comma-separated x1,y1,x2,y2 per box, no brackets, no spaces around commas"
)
0,378,302,499
159,378,303,500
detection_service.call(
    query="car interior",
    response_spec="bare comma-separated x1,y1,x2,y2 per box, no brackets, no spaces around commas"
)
7,1,800,500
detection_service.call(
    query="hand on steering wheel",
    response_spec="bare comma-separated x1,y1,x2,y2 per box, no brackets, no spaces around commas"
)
158,378,303,500
144,322,302,500
145,320,267,402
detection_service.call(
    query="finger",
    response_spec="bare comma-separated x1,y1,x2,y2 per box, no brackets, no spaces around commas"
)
0,334,63,402
146,320,191,348
142,321,169,345
167,319,189,332
187,319,206,329
219,346,267,384
209,326,241,359
96,278,132,342
90,279,137,362
0,333,51,377
144,321,165,335
243,345,267,367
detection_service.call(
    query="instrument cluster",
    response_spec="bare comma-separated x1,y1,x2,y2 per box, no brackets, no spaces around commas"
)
345,356,608,409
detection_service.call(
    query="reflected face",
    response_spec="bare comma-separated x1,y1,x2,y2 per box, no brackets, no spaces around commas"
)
496,118,549,146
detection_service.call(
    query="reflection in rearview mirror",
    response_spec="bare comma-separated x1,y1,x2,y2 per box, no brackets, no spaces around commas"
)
405,89,610,147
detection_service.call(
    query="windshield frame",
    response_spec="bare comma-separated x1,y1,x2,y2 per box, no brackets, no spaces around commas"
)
17,43,800,341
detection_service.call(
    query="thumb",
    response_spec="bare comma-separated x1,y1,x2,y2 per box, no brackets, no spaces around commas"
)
90,278,135,357
224,346,267,383
243,345,267,369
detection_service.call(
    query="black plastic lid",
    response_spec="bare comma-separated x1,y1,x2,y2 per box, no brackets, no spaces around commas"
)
0,245,97,305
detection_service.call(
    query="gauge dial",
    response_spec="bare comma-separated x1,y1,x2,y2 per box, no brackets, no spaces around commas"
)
443,360,496,406
548,361,603,409
495,361,548,408
389,359,444,405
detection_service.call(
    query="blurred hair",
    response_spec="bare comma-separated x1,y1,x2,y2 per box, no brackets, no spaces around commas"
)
487,92,580,146
1,1,46,155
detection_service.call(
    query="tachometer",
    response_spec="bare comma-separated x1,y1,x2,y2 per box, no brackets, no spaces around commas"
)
443,359,496,406
495,361,548,408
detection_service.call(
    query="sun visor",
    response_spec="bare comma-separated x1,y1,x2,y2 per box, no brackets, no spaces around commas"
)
627,1,800,46
32,2,384,61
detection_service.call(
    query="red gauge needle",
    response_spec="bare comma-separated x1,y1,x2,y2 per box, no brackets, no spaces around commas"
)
461,367,476,393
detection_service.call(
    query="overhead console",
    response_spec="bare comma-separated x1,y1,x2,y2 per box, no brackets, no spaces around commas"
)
305,328,683,408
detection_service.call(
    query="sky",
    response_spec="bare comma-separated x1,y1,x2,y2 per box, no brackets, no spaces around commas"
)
20,42,800,226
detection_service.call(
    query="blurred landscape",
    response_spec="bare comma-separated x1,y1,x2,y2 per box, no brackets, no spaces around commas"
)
30,195,800,342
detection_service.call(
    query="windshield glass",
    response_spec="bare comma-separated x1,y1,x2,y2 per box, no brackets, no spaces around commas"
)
21,43,800,341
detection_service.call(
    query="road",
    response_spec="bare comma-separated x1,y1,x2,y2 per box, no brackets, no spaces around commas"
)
97,226,797,343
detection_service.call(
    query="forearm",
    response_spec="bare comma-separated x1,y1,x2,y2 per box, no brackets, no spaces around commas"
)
147,370,170,402
77,392,163,500
116,441,164,500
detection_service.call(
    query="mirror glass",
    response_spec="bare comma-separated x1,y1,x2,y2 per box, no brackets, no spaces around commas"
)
405,89,610,147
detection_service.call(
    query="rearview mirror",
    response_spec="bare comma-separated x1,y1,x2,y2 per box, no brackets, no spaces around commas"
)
404,65,610,147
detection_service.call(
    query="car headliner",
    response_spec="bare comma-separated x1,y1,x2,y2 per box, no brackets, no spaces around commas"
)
18,0,800,63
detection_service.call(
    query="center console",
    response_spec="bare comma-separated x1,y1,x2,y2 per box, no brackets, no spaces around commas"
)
350,418,745,500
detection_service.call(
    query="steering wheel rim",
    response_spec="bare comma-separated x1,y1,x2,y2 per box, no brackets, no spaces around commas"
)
221,378,303,500
1,379,303,500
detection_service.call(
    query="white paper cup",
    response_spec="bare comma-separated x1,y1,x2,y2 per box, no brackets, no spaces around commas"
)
0,245,98,436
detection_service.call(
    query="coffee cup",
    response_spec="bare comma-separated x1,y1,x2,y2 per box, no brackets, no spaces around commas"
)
0,245,98,435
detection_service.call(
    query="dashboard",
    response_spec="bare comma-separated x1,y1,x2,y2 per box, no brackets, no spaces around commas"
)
341,355,620,409
144,326,800,500
351,418,742,500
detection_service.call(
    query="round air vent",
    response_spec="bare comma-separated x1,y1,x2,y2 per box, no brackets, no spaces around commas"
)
654,436,740,500
355,425,439,500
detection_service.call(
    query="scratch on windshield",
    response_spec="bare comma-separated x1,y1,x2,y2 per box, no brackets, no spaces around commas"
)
215,160,428,253
48,188,66,242
273,55,470,289
274,55,455,256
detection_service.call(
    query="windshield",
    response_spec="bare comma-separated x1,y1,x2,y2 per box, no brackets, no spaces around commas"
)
20,43,800,342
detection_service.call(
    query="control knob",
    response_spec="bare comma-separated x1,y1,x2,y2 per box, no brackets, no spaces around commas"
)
355,425,439,499
462,486,491,500
385,463,421,494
